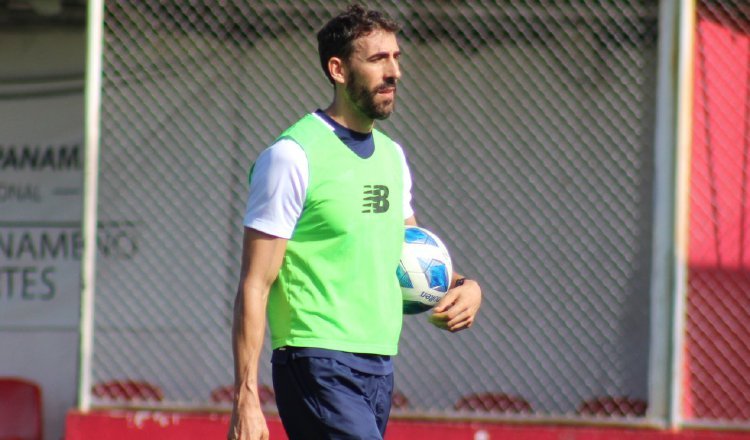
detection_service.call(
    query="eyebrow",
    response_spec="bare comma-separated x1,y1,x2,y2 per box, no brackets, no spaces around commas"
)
367,50,401,61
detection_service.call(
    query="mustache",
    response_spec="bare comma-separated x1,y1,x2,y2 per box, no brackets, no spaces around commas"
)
375,79,397,93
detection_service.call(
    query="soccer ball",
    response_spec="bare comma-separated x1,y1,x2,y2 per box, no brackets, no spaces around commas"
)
397,226,453,314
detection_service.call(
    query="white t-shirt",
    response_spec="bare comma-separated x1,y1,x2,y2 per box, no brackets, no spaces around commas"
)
243,118,414,239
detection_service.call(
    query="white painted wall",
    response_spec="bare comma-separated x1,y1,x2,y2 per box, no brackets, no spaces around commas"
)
0,27,85,440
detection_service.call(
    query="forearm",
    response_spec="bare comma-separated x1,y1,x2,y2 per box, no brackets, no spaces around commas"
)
228,229,286,440
232,281,270,407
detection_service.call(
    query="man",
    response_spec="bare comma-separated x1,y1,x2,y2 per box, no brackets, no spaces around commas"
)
229,4,482,440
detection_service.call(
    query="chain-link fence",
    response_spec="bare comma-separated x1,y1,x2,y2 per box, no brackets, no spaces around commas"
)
90,0,662,421
686,0,750,425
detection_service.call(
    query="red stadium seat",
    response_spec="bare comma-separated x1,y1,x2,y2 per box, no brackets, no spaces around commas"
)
0,377,43,440
91,380,164,402
577,396,647,417
454,392,532,413
210,384,275,406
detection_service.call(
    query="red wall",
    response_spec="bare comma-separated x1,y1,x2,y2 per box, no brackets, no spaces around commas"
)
686,7,750,421
65,411,750,440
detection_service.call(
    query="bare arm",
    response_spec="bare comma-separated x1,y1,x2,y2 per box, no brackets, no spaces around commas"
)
228,228,287,440
405,216,483,332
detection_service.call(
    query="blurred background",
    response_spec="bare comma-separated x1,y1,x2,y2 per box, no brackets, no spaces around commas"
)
1,1,749,439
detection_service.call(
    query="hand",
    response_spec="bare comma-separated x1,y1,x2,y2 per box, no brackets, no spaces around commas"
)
428,278,482,332
227,400,269,440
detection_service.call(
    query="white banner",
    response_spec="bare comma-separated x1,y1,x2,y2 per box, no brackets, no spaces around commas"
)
0,92,84,328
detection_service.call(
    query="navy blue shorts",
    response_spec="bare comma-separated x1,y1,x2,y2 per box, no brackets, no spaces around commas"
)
272,349,394,440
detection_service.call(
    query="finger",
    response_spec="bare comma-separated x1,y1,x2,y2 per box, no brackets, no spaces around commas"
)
438,282,479,313
427,313,449,330
446,309,470,328
431,309,450,320
448,316,473,332
431,306,461,325
433,291,459,313
435,303,468,324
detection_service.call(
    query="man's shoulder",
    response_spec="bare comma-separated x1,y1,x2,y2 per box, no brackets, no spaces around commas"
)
259,138,306,166
278,113,328,139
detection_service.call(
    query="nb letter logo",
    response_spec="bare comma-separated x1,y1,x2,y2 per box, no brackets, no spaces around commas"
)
362,185,390,213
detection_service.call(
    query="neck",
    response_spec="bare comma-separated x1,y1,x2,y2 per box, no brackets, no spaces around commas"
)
324,91,374,133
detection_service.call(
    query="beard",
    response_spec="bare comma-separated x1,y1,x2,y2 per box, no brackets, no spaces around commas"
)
346,72,396,120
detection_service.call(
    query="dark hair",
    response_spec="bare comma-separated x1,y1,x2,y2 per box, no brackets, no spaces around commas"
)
317,4,400,84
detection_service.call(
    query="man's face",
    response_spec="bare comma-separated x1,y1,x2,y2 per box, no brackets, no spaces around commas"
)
344,30,401,121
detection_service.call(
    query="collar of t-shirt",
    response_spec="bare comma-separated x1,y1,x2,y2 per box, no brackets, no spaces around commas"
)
314,109,375,159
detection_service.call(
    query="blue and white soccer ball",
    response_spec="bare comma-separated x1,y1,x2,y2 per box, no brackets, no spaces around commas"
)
397,226,453,314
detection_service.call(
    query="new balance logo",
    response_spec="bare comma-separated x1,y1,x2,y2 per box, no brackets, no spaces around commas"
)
362,185,390,213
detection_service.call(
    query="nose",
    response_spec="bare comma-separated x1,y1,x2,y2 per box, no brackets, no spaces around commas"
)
386,56,401,82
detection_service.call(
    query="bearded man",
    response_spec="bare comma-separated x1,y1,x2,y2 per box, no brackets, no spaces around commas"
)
229,5,482,440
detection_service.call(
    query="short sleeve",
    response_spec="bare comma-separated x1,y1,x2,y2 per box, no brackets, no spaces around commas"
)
243,139,308,239
395,143,414,219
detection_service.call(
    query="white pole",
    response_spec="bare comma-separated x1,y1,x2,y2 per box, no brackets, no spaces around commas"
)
78,0,106,412
669,0,697,430
647,0,678,425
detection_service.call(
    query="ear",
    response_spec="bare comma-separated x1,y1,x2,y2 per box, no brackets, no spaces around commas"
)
328,57,347,85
